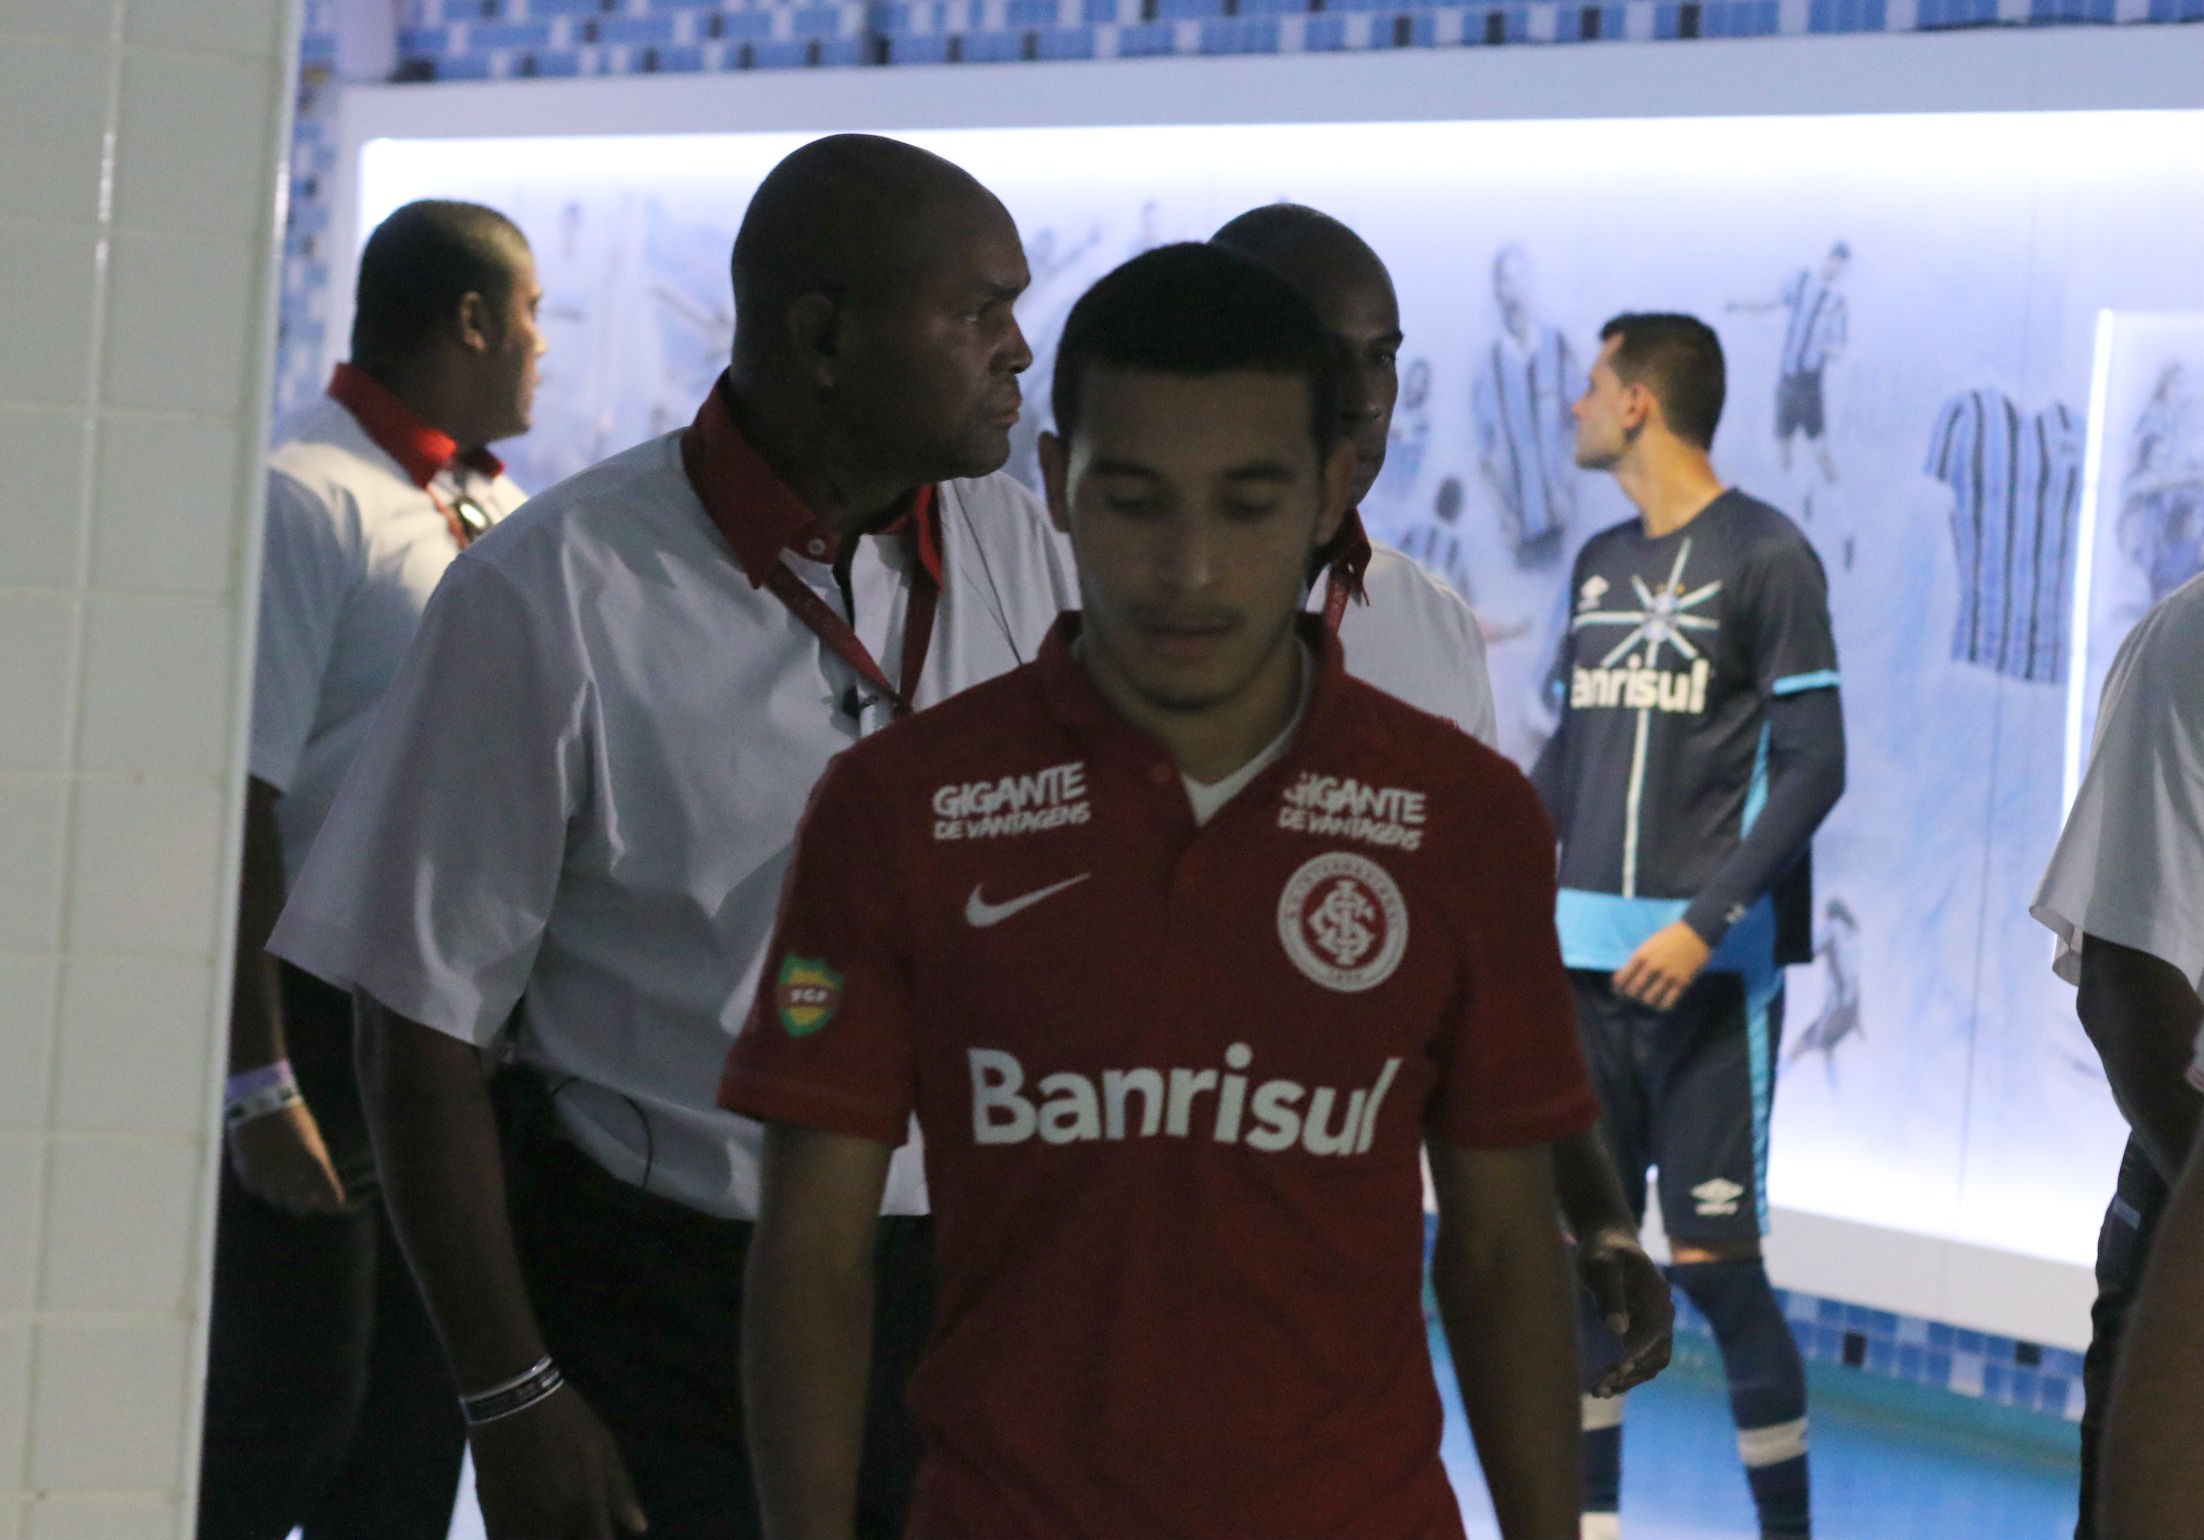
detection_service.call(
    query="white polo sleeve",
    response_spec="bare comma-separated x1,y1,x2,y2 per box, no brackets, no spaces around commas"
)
2033,586,2204,997
1439,582,1499,749
249,468,357,794
1346,544,1500,749
268,550,590,1046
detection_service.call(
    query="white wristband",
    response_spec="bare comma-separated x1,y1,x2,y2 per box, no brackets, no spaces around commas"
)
224,1066,303,1128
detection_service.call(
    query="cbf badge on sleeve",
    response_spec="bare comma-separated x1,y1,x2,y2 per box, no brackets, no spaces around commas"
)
776,956,846,1037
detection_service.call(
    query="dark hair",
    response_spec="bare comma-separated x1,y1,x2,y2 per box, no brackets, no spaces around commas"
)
350,200,528,369
1597,312,1726,450
1051,243,1342,452
1210,202,1367,268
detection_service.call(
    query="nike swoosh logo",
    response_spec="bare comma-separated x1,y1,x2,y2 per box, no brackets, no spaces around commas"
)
965,873,1091,929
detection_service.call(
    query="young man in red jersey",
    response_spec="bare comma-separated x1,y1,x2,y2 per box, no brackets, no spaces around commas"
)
723,243,1593,1540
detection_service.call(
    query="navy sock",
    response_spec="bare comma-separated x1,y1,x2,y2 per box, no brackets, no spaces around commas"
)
1671,1259,1810,1539
1580,1392,1624,1519
1577,1277,1624,1520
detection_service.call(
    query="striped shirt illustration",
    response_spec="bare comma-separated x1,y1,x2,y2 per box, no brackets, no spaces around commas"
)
1392,518,1473,603
1473,325,1583,553
1366,413,1429,512
2119,371,2204,602
1778,270,1848,379
1926,389,2083,686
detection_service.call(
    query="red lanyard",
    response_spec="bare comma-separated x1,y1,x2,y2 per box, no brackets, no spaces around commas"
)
1322,567,1352,636
425,482,488,550
763,553,939,720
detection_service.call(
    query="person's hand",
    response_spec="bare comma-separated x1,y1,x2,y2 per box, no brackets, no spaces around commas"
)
471,1385,648,1538
1613,922,1711,1011
1578,1227,1675,1397
227,1100,347,1215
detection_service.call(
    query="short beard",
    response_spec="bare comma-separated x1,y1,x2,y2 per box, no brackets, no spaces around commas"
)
1129,605,1300,718
1575,421,1635,472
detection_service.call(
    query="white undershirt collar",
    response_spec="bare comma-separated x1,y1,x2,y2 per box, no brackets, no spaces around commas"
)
1181,641,1315,828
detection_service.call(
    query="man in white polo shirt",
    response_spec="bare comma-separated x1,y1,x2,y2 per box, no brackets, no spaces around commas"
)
200,200,538,1540
2033,570,2204,1540
270,137,1073,1540
1206,206,1498,745
1212,203,1677,1407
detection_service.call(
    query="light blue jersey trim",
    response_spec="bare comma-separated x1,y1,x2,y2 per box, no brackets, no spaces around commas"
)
1558,888,1787,1231
1744,973,1784,1231
1555,890,1688,972
1770,669,1841,696
1743,723,1772,834
1555,889,1778,978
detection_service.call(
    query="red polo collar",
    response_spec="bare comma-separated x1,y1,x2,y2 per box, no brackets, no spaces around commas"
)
1318,507,1373,605
680,373,944,589
326,363,504,490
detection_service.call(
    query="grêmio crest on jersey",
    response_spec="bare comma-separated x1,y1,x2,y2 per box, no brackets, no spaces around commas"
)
1568,537,1722,715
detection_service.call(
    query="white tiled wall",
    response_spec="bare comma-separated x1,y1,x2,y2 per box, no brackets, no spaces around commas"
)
0,0,297,1534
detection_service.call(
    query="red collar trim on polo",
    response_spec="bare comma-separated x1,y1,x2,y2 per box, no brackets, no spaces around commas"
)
1034,611,1349,758
325,363,504,489
681,373,944,589
1316,507,1373,605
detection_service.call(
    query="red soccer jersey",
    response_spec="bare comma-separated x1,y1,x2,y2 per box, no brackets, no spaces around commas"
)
721,617,1597,1540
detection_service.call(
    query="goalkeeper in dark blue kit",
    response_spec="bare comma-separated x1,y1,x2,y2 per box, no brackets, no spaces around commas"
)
1534,314,1846,1540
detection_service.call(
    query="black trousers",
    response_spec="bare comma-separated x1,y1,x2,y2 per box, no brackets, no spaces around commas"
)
510,1135,937,1540
197,965,465,1540
2075,1135,2173,1540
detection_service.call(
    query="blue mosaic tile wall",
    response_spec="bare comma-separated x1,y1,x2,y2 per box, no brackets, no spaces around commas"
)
386,0,2187,80
1412,1219,2089,1422
272,0,2196,414
1711,1285,2086,1421
274,0,343,417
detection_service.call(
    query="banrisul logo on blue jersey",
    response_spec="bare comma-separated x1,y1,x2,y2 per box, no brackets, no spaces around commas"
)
1569,537,1722,716
776,956,844,1038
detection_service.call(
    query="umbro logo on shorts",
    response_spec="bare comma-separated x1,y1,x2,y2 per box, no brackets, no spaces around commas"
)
965,874,1091,928
1692,1177,1745,1217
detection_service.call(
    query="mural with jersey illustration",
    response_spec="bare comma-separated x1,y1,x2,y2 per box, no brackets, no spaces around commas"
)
351,111,2204,1268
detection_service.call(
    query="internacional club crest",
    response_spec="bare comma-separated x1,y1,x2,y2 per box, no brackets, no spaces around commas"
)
1277,852,1409,993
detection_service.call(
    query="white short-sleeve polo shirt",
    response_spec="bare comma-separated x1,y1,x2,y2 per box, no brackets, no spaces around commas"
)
2034,572,2204,1091
1314,527,1500,749
270,384,1077,1219
252,370,526,882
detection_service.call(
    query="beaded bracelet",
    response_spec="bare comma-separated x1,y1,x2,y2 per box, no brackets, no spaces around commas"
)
460,1356,566,1426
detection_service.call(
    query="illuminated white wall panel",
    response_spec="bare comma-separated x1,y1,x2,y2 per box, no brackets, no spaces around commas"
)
2067,310,2204,800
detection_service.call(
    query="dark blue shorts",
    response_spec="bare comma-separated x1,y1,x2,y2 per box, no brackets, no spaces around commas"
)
1571,969,1785,1245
